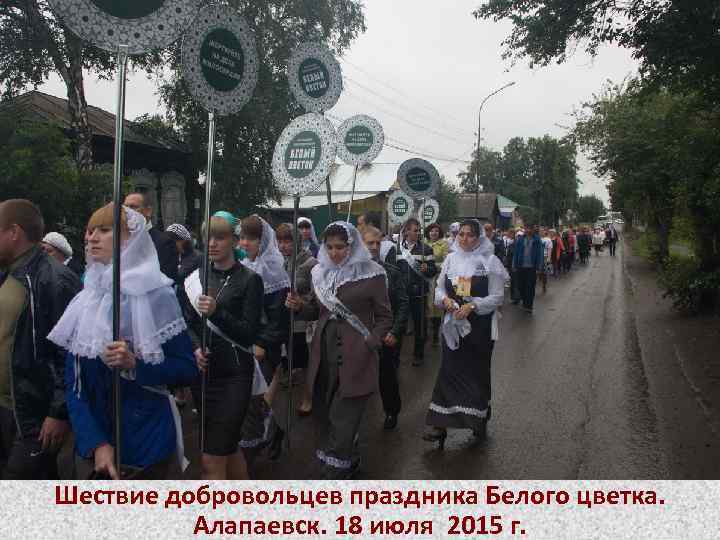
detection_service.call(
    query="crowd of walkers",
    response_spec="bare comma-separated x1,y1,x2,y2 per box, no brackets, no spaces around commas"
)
0,195,619,480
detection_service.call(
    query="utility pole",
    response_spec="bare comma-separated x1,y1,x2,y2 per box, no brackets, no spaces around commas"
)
475,81,516,217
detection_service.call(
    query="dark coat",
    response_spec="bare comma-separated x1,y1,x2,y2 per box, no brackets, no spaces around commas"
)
256,288,290,350
6,247,81,436
149,227,179,283
178,247,202,283
381,261,409,340
396,241,437,297
65,256,85,278
304,275,393,398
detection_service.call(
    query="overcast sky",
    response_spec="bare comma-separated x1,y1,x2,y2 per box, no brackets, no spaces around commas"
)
41,0,639,205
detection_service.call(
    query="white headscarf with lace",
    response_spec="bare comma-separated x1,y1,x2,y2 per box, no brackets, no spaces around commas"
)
443,221,507,280
241,215,291,294
48,207,186,364
297,217,319,245
312,221,385,294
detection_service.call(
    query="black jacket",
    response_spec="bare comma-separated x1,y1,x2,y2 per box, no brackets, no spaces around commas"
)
256,288,290,351
381,261,409,340
396,241,437,297
178,247,202,284
180,263,263,378
65,256,85,278
504,241,516,270
149,227,179,283
5,247,81,436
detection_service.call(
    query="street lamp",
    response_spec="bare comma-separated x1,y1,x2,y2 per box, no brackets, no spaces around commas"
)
475,81,516,218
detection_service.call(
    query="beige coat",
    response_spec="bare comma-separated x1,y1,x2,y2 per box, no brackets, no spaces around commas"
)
302,275,392,398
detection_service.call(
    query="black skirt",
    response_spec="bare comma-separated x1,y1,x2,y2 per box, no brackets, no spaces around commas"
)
191,347,254,456
426,275,494,431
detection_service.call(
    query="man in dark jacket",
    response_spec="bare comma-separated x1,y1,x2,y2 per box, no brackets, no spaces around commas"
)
397,218,436,366
166,223,202,284
363,226,409,430
0,199,81,479
512,224,544,313
124,192,179,282
358,211,397,264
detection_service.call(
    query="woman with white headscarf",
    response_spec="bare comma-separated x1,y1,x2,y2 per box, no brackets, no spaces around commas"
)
238,215,290,462
180,211,264,480
48,203,198,479
423,219,508,450
287,222,392,479
297,217,320,258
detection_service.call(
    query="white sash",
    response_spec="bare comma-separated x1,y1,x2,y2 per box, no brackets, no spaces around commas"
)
141,385,189,472
184,270,268,396
315,284,371,341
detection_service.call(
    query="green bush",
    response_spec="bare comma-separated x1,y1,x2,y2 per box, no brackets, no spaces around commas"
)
658,255,720,314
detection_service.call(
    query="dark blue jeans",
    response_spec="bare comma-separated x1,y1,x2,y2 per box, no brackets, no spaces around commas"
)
517,268,537,310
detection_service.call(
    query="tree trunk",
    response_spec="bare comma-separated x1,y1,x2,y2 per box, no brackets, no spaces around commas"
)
24,2,94,169
64,33,93,170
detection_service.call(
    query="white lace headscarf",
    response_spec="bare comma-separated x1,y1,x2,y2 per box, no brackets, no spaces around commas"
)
48,206,186,364
297,217,319,245
312,221,385,294
241,215,291,294
443,221,507,280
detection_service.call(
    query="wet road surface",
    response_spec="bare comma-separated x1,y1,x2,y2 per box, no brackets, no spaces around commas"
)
175,243,682,480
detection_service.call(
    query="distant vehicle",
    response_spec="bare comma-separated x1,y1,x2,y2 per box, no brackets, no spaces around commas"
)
597,211,623,227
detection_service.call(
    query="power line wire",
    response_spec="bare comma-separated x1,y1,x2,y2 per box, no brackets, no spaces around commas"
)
341,58,471,127
341,89,470,145
326,112,471,164
343,75,474,138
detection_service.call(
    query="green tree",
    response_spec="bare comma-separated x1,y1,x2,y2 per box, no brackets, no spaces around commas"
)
437,178,460,224
460,135,579,226
573,81,720,269
576,194,606,224
458,146,504,193
0,2,166,168
0,113,113,248
474,1,720,103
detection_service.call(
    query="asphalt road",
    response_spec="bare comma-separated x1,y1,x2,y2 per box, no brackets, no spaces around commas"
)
178,242,682,480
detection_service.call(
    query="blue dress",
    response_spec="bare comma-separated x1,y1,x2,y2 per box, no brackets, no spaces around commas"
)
65,332,198,468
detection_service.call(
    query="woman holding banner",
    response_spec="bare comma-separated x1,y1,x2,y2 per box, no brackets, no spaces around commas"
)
287,222,392,479
180,211,264,480
49,204,198,479
423,220,508,449
238,216,290,462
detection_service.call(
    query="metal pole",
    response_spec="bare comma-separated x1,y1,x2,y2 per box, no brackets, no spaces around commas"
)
285,195,300,452
475,107,481,218
200,111,217,454
474,82,516,218
111,44,129,476
346,165,359,222
420,198,426,349
325,176,334,222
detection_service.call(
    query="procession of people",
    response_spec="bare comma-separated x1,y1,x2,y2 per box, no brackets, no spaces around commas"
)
0,195,619,480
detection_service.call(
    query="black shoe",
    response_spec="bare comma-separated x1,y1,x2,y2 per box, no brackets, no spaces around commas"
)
383,415,398,430
412,357,424,366
422,427,448,450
